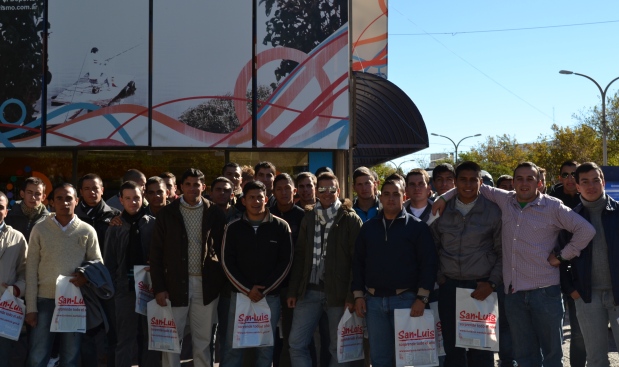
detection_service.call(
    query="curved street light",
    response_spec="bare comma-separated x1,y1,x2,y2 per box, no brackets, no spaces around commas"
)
387,159,417,174
559,70,619,166
431,133,482,164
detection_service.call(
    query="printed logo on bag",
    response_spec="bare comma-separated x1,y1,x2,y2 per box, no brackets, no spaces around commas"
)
138,281,154,293
151,317,177,328
435,320,442,332
459,310,497,324
0,300,23,315
237,313,270,324
58,296,85,306
398,327,435,341
341,325,364,337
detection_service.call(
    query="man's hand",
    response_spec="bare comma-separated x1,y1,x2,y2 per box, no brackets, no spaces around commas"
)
431,197,446,216
109,215,122,227
410,299,425,317
547,252,561,267
2,283,18,297
571,290,581,300
354,298,366,318
26,312,37,328
69,272,88,287
470,282,494,301
155,291,169,306
345,302,355,313
287,297,297,308
248,285,265,302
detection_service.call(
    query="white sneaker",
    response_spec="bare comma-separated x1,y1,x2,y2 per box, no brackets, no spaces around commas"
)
47,356,59,367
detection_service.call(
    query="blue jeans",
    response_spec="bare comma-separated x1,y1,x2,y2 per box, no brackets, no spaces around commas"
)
224,293,281,367
365,291,416,367
437,279,494,367
27,298,82,367
504,285,564,367
564,296,586,367
497,284,515,366
288,290,349,367
574,290,619,367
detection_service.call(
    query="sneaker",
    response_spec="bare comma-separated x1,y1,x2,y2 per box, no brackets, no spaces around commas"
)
47,356,59,367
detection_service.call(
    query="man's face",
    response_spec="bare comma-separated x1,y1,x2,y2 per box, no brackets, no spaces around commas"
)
223,167,242,191
145,182,168,209
134,177,146,195
242,189,266,219
354,175,375,200
456,170,481,204
120,188,143,216
380,183,404,214
211,181,233,207
256,168,275,193
53,186,78,216
406,174,429,204
0,196,8,223
577,169,605,202
162,177,177,198
433,172,455,196
538,172,547,193
80,178,104,207
498,179,514,191
274,180,296,206
514,167,540,203
181,176,205,204
559,165,578,195
20,183,45,209
317,179,339,208
297,177,315,204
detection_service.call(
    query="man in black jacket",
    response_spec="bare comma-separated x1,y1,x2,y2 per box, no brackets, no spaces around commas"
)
221,180,293,367
6,176,49,241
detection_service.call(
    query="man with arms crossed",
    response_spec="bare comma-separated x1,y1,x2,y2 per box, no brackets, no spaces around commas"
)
434,162,595,367
431,161,502,367
352,178,437,366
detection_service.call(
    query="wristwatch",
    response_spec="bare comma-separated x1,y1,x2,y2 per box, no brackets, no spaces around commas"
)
556,253,568,263
487,281,497,290
416,295,429,304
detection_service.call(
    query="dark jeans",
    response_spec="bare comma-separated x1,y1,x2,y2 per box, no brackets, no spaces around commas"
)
565,296,586,367
438,278,494,367
497,285,515,366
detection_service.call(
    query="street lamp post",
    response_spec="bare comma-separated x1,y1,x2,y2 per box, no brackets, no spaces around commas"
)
431,133,482,164
387,159,417,174
559,70,619,166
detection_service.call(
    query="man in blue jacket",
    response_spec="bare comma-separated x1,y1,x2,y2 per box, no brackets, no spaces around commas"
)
352,178,438,366
560,162,619,367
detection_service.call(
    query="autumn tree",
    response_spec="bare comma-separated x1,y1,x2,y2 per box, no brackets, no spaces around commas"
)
459,134,531,180
572,90,619,165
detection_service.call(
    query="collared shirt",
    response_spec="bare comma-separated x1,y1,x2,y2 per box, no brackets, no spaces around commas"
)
52,214,77,232
442,185,595,293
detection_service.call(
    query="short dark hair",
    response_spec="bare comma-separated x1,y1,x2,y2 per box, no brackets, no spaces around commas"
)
52,183,76,197
243,180,266,196
241,165,255,183
575,162,604,183
513,162,540,179
78,173,103,190
432,163,455,182
405,169,430,185
159,172,176,184
122,169,146,183
314,166,333,176
560,160,578,173
381,179,405,194
496,175,513,188
274,173,294,188
211,176,233,190
317,172,339,189
222,162,241,176
455,161,482,179
295,172,316,187
180,168,205,185
120,181,141,197
385,173,404,185
353,167,374,184
21,177,46,192
254,161,276,176
146,176,165,189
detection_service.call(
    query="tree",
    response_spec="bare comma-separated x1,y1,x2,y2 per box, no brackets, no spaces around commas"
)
459,134,531,180
369,163,396,185
572,90,619,165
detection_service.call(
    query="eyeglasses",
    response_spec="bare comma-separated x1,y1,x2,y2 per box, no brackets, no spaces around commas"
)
560,172,576,179
317,186,337,194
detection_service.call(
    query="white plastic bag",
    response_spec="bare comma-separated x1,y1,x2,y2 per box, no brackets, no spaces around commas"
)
336,310,365,362
454,287,499,351
232,293,273,348
429,302,445,357
147,299,181,353
50,275,86,333
0,287,25,341
134,266,154,316
394,309,438,367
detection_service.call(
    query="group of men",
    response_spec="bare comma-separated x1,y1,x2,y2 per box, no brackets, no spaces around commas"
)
0,158,617,367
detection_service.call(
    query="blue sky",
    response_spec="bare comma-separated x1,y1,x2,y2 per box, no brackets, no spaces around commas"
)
386,0,619,172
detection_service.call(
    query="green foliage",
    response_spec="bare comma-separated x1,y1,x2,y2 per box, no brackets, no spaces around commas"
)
370,163,396,183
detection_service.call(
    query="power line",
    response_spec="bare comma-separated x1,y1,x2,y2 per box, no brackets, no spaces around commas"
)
391,19,619,36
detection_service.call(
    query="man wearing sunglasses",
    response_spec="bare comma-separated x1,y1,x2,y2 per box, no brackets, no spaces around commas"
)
287,171,363,367
549,160,580,209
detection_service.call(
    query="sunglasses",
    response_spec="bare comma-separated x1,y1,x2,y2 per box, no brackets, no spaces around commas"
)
560,172,576,179
317,186,337,194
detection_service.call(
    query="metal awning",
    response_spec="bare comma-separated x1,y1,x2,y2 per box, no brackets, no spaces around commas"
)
352,71,428,168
